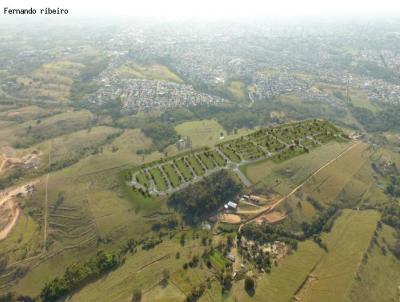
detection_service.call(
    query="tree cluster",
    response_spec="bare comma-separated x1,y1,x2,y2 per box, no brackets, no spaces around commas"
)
40,251,121,302
168,170,242,223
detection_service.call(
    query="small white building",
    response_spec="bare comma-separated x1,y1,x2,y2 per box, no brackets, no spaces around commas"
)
224,201,238,210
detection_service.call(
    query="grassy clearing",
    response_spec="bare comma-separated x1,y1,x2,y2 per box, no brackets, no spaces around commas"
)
346,224,400,302
0,110,94,148
302,143,371,205
242,141,353,195
209,250,228,271
0,105,62,123
297,210,380,302
175,119,253,148
68,238,206,302
350,89,380,112
114,62,182,83
227,80,247,101
31,126,121,171
15,60,84,101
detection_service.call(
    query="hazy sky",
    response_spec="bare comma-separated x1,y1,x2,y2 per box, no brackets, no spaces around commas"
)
3,0,400,20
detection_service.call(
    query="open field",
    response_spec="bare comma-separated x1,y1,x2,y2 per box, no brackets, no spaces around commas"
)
0,110,94,148
67,238,208,302
231,210,380,302
0,105,62,123
0,126,169,294
114,62,183,83
242,141,353,195
30,126,121,171
15,60,84,101
296,210,380,302
227,80,248,101
175,119,253,148
301,142,371,205
346,224,400,302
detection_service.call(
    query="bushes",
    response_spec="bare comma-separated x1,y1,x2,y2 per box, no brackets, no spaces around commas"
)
40,251,122,302
142,122,179,152
301,205,340,238
241,223,299,250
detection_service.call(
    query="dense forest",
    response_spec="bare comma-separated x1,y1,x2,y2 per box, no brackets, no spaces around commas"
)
168,170,242,223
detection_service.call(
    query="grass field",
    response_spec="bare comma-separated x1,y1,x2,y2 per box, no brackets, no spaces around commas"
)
302,143,371,205
241,141,353,195
31,126,121,171
68,237,208,302
296,210,380,302
175,119,252,148
346,224,400,302
227,80,248,101
0,110,94,148
15,60,84,101
230,210,380,302
114,62,182,83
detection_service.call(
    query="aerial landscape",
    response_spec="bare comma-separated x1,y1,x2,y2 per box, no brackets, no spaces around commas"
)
0,0,400,301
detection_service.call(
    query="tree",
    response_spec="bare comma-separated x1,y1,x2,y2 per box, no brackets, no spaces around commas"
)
162,268,170,281
132,289,142,302
244,276,255,295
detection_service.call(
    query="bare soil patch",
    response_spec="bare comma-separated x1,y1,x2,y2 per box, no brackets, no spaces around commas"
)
219,213,241,224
